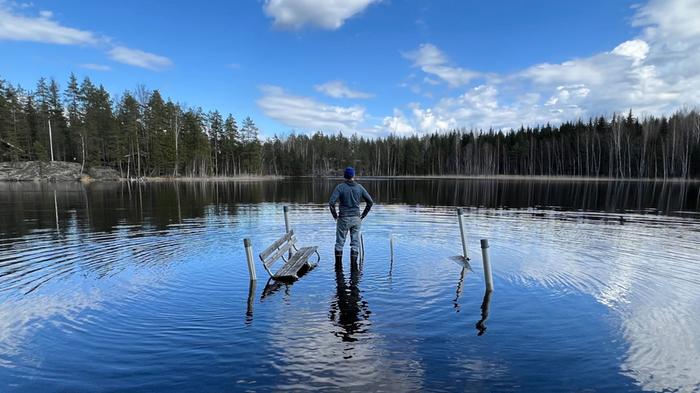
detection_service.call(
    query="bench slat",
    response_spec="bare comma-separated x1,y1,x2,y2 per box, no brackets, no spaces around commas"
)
259,230,295,261
274,246,317,279
276,250,310,276
263,236,297,269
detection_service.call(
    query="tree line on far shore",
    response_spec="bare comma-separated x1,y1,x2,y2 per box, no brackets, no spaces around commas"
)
1,74,699,179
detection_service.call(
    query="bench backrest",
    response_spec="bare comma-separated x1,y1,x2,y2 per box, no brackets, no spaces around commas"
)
259,230,297,270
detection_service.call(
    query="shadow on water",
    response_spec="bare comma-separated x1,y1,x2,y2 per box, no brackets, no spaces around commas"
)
258,262,316,302
476,289,493,336
246,280,256,325
453,267,468,313
260,278,288,300
329,260,371,344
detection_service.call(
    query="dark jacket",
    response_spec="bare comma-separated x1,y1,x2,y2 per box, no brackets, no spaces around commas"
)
329,180,374,219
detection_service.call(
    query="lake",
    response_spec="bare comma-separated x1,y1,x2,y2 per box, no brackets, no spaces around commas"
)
1,179,699,392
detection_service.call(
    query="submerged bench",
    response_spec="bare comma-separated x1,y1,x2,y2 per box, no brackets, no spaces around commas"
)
259,229,319,281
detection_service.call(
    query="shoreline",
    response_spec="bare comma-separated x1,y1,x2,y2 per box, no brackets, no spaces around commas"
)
1,174,698,183
0,160,698,184
140,175,283,182
349,175,700,183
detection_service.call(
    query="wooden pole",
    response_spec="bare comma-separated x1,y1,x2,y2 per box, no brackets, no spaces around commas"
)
480,239,493,292
283,205,291,258
244,238,257,281
457,208,468,260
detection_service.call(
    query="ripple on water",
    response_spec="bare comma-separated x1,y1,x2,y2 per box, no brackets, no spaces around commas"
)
1,203,700,392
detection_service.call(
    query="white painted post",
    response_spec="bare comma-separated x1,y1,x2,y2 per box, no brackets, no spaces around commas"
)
390,234,394,263
48,119,54,162
283,205,291,258
244,238,257,281
53,189,59,232
360,232,365,262
480,239,493,292
457,208,468,260
283,205,291,233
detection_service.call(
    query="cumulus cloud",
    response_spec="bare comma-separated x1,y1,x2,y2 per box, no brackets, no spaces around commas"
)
404,43,480,87
257,85,366,132
0,5,100,45
263,0,378,30
108,46,173,71
314,80,372,99
386,0,700,133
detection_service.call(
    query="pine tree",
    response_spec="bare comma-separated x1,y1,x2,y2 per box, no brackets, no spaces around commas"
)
222,114,239,175
48,78,68,161
117,92,141,178
240,116,261,173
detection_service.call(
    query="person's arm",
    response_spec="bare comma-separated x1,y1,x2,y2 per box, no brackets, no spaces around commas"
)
360,186,374,219
328,185,340,220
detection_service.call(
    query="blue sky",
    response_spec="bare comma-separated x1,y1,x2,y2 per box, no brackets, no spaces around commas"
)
1,0,699,137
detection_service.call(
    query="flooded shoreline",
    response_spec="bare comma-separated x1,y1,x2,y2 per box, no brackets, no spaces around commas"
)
1,179,699,392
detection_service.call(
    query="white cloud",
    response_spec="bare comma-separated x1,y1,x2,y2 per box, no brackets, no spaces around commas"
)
314,80,372,99
0,5,99,45
257,85,366,132
612,39,650,63
387,0,700,134
263,0,378,30
79,63,111,71
381,109,415,134
404,43,480,87
108,46,173,71
0,3,172,71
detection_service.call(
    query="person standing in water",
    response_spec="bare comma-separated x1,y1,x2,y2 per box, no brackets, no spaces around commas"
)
329,167,374,265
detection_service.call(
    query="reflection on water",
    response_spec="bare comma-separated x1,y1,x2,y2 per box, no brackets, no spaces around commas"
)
476,290,492,336
0,179,699,392
330,260,371,344
1,179,698,237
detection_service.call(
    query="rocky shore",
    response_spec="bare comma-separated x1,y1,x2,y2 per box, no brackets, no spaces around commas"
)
0,161,121,182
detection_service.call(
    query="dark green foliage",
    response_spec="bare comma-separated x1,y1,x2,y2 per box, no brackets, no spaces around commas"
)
258,112,700,179
1,74,698,179
0,74,263,177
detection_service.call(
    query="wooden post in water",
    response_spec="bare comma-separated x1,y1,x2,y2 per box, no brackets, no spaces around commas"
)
480,239,493,292
457,208,469,260
283,206,292,258
244,238,257,281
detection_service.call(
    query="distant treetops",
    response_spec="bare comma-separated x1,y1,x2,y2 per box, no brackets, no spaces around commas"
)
1,74,698,179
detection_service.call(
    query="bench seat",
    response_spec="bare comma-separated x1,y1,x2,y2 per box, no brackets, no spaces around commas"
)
259,230,319,281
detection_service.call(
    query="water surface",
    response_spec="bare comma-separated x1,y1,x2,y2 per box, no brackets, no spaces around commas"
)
1,179,699,392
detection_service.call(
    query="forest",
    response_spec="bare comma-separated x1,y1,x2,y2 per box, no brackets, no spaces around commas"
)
1,74,699,179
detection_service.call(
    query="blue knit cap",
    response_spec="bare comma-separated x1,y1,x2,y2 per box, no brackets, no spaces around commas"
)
344,167,355,179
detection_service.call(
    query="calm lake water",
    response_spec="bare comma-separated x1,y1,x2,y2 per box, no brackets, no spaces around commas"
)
1,179,699,392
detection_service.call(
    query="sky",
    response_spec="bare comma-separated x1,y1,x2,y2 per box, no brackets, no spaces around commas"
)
1,0,699,138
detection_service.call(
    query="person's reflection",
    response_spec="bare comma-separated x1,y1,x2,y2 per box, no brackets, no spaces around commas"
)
329,259,371,342
475,289,492,336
